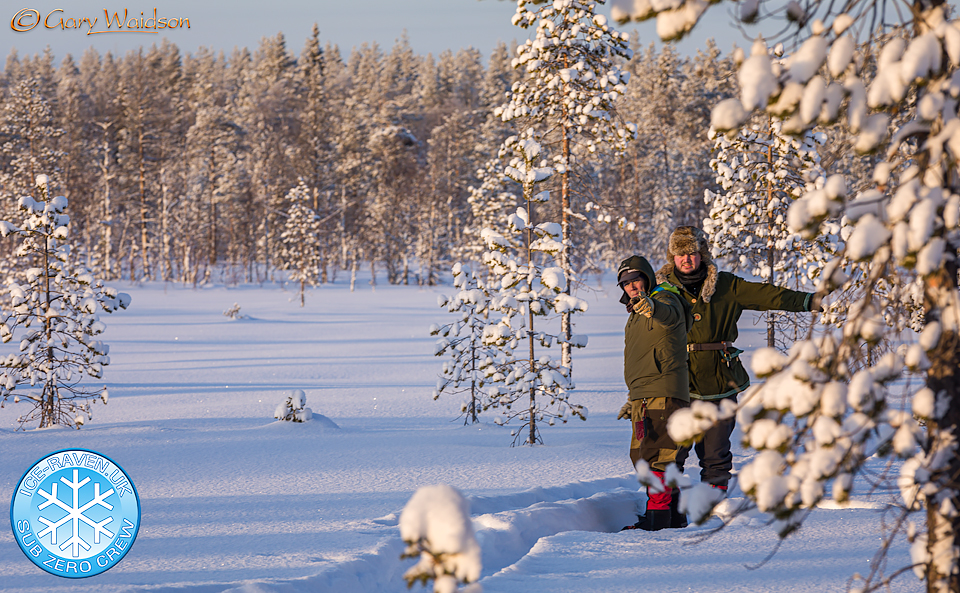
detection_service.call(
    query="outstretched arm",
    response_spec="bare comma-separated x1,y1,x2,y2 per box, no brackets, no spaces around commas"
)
732,275,813,312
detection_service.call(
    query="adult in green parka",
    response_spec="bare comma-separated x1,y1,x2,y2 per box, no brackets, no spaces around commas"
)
656,226,823,491
616,254,692,531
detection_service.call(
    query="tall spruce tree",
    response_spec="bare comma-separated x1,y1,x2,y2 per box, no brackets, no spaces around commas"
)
295,24,336,283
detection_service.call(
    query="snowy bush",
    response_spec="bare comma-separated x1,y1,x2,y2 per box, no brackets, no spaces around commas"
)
400,484,482,593
0,174,130,429
223,303,245,320
274,389,313,422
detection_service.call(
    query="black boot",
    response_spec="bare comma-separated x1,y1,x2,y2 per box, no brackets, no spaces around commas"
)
623,509,671,531
669,488,687,529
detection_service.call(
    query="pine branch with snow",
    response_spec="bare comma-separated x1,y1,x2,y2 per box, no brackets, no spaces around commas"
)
400,484,482,593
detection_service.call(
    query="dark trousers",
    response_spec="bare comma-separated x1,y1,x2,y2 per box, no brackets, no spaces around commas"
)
627,396,690,511
628,396,690,473
692,395,737,489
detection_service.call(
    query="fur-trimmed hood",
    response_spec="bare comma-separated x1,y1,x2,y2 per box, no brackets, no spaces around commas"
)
656,260,718,302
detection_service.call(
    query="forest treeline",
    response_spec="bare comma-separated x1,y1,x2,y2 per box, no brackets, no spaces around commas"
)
0,26,740,286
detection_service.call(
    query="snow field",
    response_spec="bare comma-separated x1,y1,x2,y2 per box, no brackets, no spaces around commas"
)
0,279,912,592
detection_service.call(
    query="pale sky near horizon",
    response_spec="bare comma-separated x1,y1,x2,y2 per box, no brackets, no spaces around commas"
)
1,0,747,66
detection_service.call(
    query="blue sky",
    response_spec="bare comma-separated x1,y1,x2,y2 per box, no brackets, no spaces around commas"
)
2,0,745,64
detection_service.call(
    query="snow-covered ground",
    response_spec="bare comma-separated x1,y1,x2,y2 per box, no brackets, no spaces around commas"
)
0,277,913,592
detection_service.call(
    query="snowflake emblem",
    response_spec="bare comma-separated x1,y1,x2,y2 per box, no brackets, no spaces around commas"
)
11,448,141,578
36,469,116,557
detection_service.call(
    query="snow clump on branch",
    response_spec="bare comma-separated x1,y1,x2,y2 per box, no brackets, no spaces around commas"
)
400,484,482,593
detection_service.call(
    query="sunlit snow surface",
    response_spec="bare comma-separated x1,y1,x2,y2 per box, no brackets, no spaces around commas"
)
0,279,911,592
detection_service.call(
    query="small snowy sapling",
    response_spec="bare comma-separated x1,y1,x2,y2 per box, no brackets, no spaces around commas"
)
431,263,500,424
274,389,313,422
278,180,323,307
400,484,482,593
0,174,130,429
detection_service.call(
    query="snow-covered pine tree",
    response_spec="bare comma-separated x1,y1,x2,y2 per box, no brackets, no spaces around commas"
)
499,0,635,371
585,41,736,271
368,35,425,286
55,55,94,230
420,111,481,286
458,41,521,274
116,48,161,282
617,0,960,588
431,263,501,424
635,44,728,254
0,175,130,429
278,180,323,307
146,41,189,284
80,50,124,282
329,45,376,290
480,134,589,445
183,77,250,286
703,117,846,349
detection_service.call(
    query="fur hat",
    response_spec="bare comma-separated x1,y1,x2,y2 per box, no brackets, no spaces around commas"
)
656,226,719,302
668,226,711,260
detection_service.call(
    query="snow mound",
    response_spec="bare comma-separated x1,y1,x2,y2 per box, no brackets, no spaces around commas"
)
263,414,340,430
